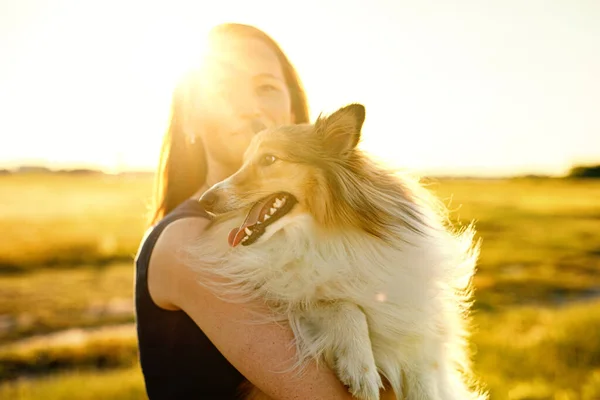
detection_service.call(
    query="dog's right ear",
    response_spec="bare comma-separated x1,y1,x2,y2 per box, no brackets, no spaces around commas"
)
314,103,366,157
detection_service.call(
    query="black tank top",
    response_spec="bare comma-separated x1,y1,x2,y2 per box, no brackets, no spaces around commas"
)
134,199,245,399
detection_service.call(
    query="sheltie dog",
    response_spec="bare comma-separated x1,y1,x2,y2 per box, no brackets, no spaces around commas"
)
186,103,487,400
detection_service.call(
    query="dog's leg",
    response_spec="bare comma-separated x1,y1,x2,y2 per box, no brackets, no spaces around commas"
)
295,302,383,400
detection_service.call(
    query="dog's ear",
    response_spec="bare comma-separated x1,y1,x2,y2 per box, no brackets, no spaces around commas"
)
314,103,365,156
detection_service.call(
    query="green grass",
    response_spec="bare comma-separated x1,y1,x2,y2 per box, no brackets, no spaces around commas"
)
425,178,600,309
0,263,134,344
0,173,152,271
473,300,600,399
0,324,137,381
2,301,600,398
0,366,146,400
1,173,599,398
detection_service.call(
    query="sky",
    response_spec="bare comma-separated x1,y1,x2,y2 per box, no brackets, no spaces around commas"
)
1,0,599,177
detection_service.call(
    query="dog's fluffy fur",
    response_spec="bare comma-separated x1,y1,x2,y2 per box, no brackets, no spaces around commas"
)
185,104,487,400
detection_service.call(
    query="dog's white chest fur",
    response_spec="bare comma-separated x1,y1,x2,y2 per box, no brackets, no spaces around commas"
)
186,211,485,400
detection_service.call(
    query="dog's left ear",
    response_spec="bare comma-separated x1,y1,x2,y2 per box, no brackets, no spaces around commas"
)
315,103,365,156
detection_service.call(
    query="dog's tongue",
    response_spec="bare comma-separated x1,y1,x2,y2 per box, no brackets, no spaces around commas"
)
228,194,277,247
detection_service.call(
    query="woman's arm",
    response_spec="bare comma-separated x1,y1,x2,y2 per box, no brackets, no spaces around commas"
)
148,217,355,400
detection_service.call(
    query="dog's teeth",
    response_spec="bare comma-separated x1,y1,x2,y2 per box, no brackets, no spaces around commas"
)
263,214,271,221
273,198,283,208
244,227,252,235
242,236,248,242
269,207,277,215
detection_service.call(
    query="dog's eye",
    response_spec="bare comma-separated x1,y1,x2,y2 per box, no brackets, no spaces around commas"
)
259,154,278,166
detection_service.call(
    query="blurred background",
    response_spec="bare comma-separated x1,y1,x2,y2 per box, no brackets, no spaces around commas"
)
1,0,599,399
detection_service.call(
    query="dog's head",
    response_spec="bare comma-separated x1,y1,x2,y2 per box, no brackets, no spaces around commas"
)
199,103,367,247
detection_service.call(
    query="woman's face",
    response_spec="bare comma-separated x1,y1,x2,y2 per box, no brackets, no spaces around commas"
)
195,36,294,169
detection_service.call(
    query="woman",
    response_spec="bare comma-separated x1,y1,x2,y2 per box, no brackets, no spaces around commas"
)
135,23,356,399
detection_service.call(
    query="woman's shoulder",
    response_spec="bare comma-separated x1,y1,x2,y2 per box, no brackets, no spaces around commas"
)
137,199,208,264
145,202,212,310
153,216,210,258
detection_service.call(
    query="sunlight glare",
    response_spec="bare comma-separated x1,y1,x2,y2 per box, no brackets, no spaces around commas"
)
1,1,598,176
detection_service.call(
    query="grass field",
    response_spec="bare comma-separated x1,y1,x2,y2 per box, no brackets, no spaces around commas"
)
0,173,151,271
1,172,599,399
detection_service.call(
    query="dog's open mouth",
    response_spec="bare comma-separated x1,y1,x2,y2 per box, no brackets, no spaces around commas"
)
228,192,297,247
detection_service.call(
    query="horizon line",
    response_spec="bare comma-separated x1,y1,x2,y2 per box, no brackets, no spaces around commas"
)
4,163,598,180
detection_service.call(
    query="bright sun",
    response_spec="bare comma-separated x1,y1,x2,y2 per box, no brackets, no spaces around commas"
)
2,1,597,176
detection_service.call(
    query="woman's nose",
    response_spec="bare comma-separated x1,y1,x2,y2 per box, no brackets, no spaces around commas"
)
238,97,263,119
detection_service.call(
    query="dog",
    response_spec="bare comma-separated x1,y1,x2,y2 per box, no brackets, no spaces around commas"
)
187,103,487,400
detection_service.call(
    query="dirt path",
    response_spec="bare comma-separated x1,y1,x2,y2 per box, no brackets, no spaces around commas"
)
0,323,135,353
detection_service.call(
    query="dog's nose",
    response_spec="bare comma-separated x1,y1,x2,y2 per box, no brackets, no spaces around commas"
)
198,190,219,213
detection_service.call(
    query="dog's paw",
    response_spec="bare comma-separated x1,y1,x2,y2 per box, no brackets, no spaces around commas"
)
336,357,382,400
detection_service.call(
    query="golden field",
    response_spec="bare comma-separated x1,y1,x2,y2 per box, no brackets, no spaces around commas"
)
0,173,599,399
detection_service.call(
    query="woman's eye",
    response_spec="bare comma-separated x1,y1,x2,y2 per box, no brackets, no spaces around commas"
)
257,84,279,94
260,154,278,166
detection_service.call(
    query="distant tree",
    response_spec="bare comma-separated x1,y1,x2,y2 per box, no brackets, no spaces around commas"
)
567,164,600,179
58,168,101,175
16,166,52,174
519,174,551,180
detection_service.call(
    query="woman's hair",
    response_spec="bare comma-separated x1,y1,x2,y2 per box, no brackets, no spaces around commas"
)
148,23,310,226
